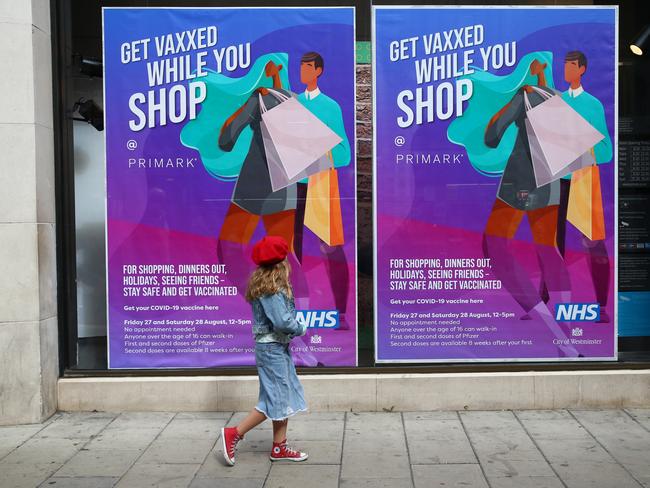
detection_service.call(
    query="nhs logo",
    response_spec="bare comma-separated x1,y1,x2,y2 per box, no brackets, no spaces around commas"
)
296,310,339,329
555,303,600,322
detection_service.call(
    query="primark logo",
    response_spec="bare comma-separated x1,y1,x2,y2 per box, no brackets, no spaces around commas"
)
555,303,600,322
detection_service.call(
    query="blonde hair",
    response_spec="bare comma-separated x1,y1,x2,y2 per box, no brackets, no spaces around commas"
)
245,259,293,302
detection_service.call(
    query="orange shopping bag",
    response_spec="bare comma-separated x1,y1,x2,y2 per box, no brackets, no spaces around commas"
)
304,168,344,246
567,165,605,241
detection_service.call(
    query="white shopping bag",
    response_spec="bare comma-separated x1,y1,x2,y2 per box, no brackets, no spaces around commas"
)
262,120,332,191
259,88,340,187
527,116,596,188
524,85,603,185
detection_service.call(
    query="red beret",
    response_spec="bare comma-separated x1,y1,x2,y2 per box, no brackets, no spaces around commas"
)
251,236,289,266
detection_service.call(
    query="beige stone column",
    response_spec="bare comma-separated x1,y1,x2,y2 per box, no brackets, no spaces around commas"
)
0,0,58,425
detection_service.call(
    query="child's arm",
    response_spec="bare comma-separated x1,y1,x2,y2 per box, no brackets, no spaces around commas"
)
259,294,306,336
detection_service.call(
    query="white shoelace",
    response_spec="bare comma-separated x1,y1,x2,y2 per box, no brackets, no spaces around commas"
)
228,435,241,457
280,442,298,455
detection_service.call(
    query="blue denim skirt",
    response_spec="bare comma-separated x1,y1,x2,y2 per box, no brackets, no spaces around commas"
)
254,342,307,421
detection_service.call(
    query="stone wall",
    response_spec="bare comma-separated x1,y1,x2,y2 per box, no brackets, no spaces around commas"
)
0,0,58,425
356,64,373,328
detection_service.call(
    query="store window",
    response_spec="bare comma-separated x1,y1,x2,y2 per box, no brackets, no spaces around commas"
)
53,0,650,373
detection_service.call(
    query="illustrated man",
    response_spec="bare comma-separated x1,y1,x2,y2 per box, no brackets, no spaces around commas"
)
294,51,352,328
543,51,613,322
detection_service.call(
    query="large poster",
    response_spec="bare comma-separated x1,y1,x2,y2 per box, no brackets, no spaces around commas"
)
104,8,357,368
373,6,617,362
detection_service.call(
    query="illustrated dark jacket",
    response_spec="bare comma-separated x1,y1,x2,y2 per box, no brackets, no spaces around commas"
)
218,88,297,215
485,86,561,211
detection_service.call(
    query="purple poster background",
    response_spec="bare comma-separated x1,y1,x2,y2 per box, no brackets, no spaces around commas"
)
373,7,617,362
104,8,357,368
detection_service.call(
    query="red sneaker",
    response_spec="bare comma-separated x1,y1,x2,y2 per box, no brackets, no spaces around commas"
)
221,426,243,466
270,439,308,462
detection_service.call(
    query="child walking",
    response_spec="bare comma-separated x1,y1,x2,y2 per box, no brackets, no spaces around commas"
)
221,236,309,466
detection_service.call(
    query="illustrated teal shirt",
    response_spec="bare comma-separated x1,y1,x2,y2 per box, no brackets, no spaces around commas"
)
297,90,351,176
561,89,612,177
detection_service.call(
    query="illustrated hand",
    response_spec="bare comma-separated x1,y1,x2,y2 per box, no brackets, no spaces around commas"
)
523,85,534,93
264,60,283,77
529,59,547,76
256,87,269,96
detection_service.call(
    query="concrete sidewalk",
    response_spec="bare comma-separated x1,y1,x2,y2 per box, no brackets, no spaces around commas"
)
1,409,649,488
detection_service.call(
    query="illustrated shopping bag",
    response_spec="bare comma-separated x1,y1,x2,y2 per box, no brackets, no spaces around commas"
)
304,167,344,246
262,123,333,191
528,119,596,188
259,88,341,184
524,86,604,184
567,165,605,241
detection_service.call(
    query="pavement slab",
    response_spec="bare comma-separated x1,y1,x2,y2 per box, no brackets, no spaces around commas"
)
1,409,648,488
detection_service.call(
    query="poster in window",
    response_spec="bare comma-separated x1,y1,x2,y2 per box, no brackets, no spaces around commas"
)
373,6,617,362
103,7,357,368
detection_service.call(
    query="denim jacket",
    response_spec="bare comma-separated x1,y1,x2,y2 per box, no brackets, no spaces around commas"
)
251,291,306,338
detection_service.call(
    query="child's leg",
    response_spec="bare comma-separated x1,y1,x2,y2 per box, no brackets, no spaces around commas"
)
222,408,266,466
236,409,267,436
272,419,288,443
